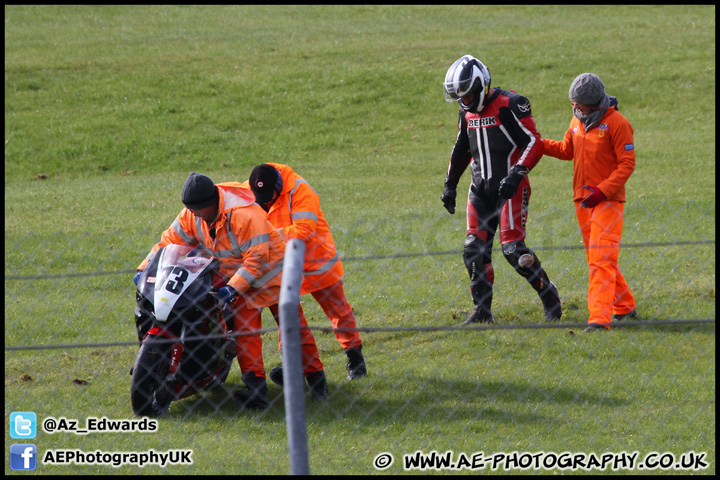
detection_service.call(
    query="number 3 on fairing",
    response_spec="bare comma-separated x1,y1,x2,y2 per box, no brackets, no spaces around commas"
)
165,267,189,294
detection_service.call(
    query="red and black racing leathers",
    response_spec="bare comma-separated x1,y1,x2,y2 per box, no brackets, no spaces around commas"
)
445,88,561,322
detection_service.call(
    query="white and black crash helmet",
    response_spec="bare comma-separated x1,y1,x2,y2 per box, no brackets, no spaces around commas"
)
443,55,491,111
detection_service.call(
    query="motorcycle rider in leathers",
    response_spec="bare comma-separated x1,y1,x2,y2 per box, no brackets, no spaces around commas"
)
441,55,562,324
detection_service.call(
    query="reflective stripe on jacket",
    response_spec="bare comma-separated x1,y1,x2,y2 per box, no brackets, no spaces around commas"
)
137,183,285,309
242,163,343,294
542,106,635,202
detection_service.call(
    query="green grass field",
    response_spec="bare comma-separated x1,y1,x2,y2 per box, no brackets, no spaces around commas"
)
5,5,715,475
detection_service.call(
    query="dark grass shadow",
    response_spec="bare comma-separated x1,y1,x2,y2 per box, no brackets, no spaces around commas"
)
159,373,630,432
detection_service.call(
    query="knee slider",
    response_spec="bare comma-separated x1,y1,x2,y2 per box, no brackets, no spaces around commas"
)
502,240,540,271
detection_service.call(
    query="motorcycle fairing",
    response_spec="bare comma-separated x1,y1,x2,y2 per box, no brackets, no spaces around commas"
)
149,244,218,322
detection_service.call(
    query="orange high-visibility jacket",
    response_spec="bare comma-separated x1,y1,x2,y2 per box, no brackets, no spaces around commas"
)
242,163,343,294
542,106,635,202
137,183,285,309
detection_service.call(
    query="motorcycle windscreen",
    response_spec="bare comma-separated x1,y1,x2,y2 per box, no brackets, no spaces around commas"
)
153,244,215,322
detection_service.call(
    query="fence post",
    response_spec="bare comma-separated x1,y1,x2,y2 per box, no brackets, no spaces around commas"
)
279,238,310,475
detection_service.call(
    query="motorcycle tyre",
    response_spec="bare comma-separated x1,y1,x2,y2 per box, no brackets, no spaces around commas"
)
207,339,235,390
131,339,173,417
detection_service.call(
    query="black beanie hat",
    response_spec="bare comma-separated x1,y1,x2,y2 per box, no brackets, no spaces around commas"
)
182,172,219,209
249,164,281,204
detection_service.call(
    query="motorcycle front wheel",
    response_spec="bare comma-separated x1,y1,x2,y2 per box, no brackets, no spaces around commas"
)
130,338,173,416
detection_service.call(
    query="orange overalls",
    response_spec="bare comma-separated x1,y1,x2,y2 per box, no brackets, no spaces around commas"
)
242,163,362,352
137,183,324,377
543,106,637,328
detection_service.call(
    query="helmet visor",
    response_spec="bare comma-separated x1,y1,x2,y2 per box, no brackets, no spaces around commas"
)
443,56,482,102
443,57,468,101
443,85,462,102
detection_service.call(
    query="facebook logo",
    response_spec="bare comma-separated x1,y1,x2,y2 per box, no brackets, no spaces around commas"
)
10,412,37,439
10,444,37,470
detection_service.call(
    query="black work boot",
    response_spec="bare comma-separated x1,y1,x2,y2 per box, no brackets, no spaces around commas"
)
269,366,330,400
233,371,270,409
539,281,562,322
462,304,494,325
613,309,638,321
305,370,329,401
345,347,367,380
584,323,609,332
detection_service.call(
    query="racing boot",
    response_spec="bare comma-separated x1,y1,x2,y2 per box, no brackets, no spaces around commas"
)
528,266,561,322
306,370,329,401
461,304,494,325
345,347,367,380
462,260,494,325
233,371,269,409
515,251,562,322
539,281,562,322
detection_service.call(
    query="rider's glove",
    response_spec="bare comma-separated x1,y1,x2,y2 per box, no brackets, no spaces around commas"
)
217,286,238,307
580,185,606,208
133,271,143,285
441,185,457,214
498,164,530,199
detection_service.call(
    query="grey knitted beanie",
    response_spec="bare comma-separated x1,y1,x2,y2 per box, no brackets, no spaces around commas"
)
569,73,606,106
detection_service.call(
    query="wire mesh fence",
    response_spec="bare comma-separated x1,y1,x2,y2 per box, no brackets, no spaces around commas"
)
5,200,715,474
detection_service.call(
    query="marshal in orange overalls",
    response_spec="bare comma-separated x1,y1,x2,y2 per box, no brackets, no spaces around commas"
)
242,163,367,379
543,105,637,328
242,163,362,348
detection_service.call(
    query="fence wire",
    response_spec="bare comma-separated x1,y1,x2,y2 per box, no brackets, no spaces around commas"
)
5,202,716,475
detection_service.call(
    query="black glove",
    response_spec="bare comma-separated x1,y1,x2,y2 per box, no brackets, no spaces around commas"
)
498,165,530,199
441,186,457,214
